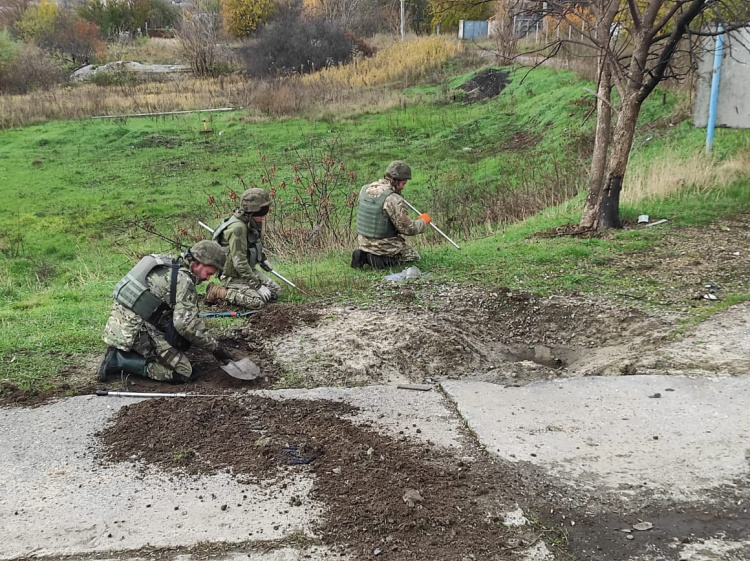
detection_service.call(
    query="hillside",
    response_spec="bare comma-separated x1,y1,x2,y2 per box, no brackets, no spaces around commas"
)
0,63,749,400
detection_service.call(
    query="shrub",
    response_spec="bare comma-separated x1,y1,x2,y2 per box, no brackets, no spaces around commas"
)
0,43,66,94
78,0,178,37
51,17,105,65
239,8,356,77
16,0,58,44
175,0,227,77
222,0,276,38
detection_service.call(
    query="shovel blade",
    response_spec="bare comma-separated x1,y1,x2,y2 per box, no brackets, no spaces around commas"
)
219,358,261,380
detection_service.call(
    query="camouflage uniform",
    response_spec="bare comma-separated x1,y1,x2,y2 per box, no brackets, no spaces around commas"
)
356,178,427,261
214,210,282,310
102,257,220,382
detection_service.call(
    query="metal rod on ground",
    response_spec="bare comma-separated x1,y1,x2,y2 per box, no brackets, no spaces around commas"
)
200,311,256,318
198,220,305,293
95,390,221,398
400,199,461,249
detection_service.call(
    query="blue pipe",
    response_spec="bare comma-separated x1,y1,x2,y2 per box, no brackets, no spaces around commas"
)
705,26,724,154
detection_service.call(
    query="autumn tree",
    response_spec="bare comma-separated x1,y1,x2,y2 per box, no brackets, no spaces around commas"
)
15,0,58,44
222,0,277,37
429,0,492,30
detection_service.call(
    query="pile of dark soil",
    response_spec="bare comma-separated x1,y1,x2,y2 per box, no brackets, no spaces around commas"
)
99,396,542,560
459,69,510,103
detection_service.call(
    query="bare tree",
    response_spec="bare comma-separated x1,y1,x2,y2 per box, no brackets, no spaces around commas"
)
469,0,750,230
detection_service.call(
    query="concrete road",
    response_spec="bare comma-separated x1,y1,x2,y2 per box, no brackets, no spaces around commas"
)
1,377,749,561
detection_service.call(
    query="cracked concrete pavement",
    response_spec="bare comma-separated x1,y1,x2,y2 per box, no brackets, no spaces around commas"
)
2,376,749,561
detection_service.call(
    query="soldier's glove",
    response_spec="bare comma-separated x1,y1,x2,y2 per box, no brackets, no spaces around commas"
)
418,213,431,225
212,344,233,365
257,285,273,303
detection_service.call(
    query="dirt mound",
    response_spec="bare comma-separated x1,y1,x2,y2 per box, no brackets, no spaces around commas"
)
268,287,668,388
99,396,541,560
459,68,510,102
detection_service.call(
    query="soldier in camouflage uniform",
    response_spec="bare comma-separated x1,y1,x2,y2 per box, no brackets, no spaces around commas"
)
351,160,432,269
97,240,233,383
205,188,282,310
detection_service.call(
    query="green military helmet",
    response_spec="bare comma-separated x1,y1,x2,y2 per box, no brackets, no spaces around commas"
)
385,160,412,180
189,240,226,273
240,188,272,214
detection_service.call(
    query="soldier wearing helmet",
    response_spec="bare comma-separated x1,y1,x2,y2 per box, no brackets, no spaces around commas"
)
351,160,431,269
97,240,234,383
205,187,282,309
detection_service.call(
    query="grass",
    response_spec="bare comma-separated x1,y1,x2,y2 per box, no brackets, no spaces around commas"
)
1,60,749,393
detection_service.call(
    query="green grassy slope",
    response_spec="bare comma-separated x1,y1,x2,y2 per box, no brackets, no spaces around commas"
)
1,65,748,390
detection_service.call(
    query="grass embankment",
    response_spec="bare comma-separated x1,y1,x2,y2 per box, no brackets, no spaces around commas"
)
1,62,749,393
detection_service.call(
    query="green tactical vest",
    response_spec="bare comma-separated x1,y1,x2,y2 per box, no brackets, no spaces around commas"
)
112,254,174,324
356,185,398,239
212,215,265,267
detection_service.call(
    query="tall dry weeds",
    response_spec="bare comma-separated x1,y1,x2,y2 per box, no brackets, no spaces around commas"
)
622,147,750,204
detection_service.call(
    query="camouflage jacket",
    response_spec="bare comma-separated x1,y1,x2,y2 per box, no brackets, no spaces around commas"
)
357,179,427,255
103,258,219,352
215,211,263,290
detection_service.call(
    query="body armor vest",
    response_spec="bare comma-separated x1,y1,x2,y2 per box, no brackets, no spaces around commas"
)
213,216,265,267
112,254,174,324
356,185,398,239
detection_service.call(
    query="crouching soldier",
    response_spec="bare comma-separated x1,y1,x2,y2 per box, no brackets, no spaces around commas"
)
205,187,282,309
351,160,431,270
97,240,233,383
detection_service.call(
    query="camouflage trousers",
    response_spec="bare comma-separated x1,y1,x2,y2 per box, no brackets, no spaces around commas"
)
220,271,282,310
102,303,192,382
357,234,421,262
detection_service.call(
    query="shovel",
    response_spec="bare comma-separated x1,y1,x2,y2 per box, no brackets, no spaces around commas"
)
219,357,262,380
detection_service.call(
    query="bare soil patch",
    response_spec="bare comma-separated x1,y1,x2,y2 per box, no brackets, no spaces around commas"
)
99,395,545,560
459,68,510,103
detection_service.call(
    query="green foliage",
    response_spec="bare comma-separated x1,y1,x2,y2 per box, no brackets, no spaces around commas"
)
221,0,276,37
78,0,178,36
16,0,58,44
0,29,20,67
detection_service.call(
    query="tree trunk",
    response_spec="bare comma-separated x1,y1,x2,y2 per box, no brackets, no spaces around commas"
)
580,59,612,229
582,93,642,231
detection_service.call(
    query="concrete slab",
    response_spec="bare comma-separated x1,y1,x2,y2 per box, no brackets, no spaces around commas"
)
0,396,319,560
256,385,463,449
441,375,750,500
0,386,461,560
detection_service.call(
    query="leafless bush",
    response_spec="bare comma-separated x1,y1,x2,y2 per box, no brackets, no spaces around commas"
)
174,0,226,77
0,43,66,94
239,8,359,78
204,138,359,260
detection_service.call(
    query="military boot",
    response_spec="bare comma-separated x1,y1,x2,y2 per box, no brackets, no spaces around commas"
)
350,249,367,269
97,346,148,382
205,283,228,303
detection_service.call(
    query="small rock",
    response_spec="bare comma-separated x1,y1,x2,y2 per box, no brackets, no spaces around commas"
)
633,521,653,531
374,549,382,556
403,488,424,507
220,504,228,511
626,534,634,540
649,393,661,398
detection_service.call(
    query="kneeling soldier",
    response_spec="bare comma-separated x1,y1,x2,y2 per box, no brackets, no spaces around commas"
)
97,240,233,383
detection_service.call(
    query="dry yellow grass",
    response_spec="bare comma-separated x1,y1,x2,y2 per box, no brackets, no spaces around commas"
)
302,36,463,89
622,146,750,204
0,36,473,127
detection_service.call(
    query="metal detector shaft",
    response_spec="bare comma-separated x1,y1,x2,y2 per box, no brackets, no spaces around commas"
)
401,199,461,249
95,390,219,398
270,269,301,291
